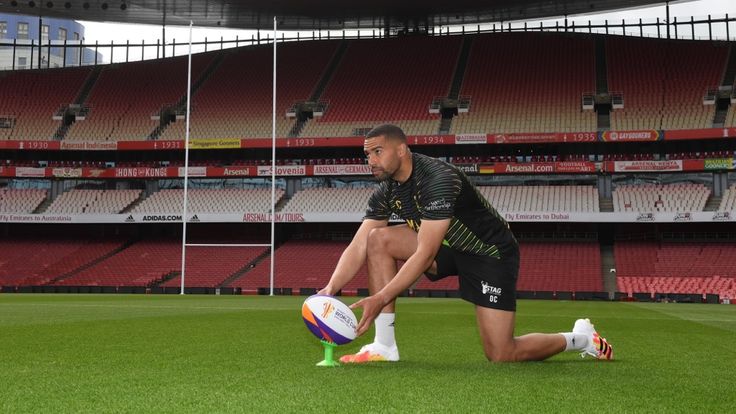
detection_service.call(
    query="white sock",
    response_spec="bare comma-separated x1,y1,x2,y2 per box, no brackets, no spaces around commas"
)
374,312,396,348
561,332,589,351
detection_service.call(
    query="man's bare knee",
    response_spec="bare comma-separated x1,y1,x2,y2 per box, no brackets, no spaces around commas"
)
366,227,393,256
484,347,517,362
477,307,519,362
482,340,520,362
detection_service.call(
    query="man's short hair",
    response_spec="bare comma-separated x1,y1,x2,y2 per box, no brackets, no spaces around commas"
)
366,124,407,143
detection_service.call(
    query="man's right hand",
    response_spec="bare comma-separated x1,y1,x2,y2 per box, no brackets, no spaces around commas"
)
317,286,334,296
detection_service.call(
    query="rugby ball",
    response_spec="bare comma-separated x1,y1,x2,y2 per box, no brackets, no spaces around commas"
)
302,295,358,345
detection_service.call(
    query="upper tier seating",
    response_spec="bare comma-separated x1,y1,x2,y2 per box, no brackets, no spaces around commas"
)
300,36,461,137
0,188,47,213
3,33,733,140
0,67,91,140
607,37,728,130
612,183,710,212
65,53,215,141
159,41,340,140
451,33,597,134
301,119,441,138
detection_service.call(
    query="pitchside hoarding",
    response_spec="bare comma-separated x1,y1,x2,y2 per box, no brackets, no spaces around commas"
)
3,127,735,152
0,211,730,224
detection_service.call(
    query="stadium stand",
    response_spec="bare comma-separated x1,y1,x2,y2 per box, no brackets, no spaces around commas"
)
451,155,513,163
12,149,732,169
227,238,601,295
617,276,735,298
300,36,461,137
281,186,599,215
4,33,736,301
45,189,141,214
0,188,47,213
451,33,596,134
161,246,267,288
281,187,373,213
0,238,125,286
517,241,603,292
606,37,728,130
3,34,733,141
159,41,340,140
5,149,732,170
664,150,732,160
0,67,91,140
603,153,655,161
132,188,284,213
409,241,603,293
477,185,599,212
726,103,736,127
615,241,736,297
227,240,366,293
718,184,736,211
612,183,710,212
64,54,215,141
55,240,180,286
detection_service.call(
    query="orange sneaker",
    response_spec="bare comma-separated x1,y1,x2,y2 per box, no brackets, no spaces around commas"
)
339,342,399,363
573,318,614,360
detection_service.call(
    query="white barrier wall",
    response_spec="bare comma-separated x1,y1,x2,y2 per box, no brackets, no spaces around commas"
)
0,211,732,223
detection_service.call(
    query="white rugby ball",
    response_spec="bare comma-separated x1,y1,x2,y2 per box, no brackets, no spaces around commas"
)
302,295,358,345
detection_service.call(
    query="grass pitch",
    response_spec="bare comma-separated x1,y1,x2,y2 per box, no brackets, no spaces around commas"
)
0,294,734,413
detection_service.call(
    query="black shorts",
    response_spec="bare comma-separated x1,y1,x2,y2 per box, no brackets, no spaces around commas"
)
426,243,519,311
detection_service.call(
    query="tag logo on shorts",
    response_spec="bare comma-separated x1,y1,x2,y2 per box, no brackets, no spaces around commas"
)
481,281,502,303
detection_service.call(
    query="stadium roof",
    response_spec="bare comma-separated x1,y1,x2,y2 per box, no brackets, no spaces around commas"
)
1,0,672,31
